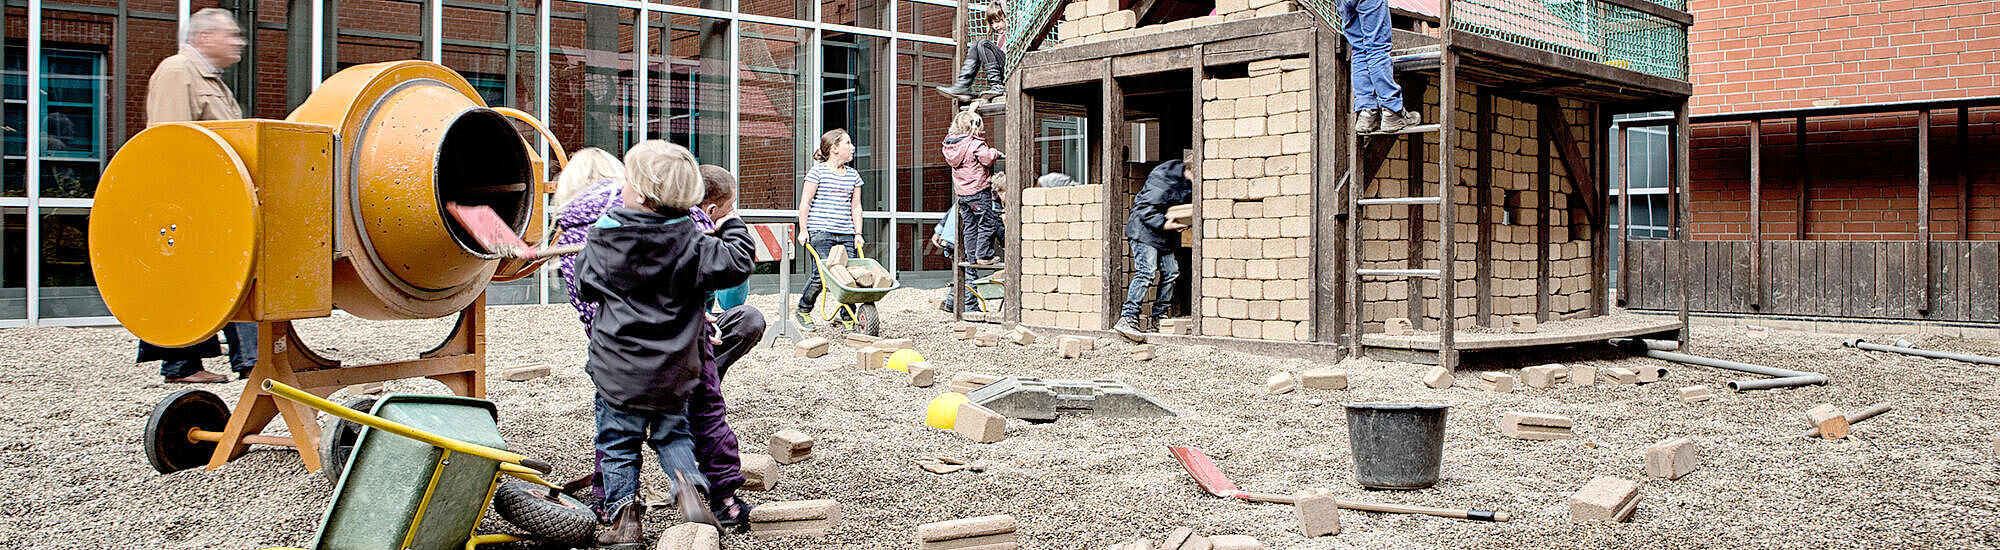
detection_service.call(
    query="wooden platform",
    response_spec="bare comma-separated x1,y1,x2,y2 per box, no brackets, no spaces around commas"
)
1361,313,1681,364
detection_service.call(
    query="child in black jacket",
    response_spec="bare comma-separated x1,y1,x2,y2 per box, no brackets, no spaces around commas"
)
576,140,755,547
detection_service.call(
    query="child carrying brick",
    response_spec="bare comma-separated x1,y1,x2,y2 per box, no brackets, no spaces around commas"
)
575,140,756,547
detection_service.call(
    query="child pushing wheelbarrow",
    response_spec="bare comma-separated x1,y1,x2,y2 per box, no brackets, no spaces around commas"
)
800,243,900,336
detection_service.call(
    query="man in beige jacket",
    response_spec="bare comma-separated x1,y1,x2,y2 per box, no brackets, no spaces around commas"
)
138,8,252,383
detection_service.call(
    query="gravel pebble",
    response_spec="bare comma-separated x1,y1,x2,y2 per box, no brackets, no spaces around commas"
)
4,288,1999,549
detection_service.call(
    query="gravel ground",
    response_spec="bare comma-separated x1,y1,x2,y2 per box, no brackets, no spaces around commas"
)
3,287,1999,549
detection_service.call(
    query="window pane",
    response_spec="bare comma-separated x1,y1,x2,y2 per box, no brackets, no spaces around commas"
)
821,32,887,211
738,22,809,210
550,1,638,153
0,208,22,320
38,207,107,318
442,2,517,108
898,0,958,37
337,0,424,67
898,40,955,213
824,0,888,29
742,0,811,23
650,12,733,165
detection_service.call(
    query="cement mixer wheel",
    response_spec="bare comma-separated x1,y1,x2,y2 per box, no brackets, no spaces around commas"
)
316,397,378,483
144,389,229,474
493,481,597,546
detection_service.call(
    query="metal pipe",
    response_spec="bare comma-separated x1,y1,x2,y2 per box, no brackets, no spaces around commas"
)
1609,338,1828,391
1844,338,2000,366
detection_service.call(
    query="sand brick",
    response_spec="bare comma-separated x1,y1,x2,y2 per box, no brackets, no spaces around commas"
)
1644,437,1698,480
1569,477,1639,522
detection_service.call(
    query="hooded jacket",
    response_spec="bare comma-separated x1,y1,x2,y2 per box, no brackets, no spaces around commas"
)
942,133,1003,196
577,207,755,413
1123,159,1193,249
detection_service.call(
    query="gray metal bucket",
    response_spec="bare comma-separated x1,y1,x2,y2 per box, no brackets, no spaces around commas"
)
1343,402,1449,490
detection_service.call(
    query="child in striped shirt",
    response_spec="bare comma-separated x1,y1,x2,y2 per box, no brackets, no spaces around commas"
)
793,129,866,329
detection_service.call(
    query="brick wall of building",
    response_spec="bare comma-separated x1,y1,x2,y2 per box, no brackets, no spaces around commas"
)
1689,0,2000,116
1019,184,1108,330
1195,59,1315,341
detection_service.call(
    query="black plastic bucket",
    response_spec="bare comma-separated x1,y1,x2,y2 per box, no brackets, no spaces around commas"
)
1343,402,1449,490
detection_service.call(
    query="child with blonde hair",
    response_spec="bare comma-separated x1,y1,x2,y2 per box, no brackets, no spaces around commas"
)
941,111,1004,309
552,147,627,329
575,140,756,546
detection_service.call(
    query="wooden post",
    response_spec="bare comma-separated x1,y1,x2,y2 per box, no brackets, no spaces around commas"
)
1406,114,1426,327
1100,67,1125,330
1674,101,1691,350
1795,116,1808,240
1589,104,1609,316
1749,119,1762,310
1192,45,1207,325
1002,81,1030,326
1959,107,1971,240
1536,101,1552,322
1918,109,1931,315
1313,30,1347,343
1437,0,1459,369
1618,124,1630,307
953,0,968,68
1475,91,1493,326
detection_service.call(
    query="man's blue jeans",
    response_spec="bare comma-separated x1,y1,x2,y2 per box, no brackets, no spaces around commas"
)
1120,242,1180,321
594,396,703,517
1340,0,1403,112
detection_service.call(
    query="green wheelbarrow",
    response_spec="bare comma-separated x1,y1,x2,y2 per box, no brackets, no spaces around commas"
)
259,380,595,550
803,243,900,336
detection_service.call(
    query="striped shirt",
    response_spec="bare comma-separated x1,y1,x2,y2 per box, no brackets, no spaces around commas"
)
803,162,862,235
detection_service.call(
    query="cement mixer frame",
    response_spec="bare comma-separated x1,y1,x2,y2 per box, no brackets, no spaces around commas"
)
98,61,566,474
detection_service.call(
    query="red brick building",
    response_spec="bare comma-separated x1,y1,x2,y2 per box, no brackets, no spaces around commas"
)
1618,0,2000,322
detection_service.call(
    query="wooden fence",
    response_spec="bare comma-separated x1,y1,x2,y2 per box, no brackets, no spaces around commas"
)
1623,240,2000,322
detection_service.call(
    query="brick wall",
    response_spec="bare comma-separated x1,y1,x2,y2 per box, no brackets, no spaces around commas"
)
1194,59,1314,341
1358,82,1599,332
1019,184,1108,330
1686,109,2000,241
1689,0,2000,116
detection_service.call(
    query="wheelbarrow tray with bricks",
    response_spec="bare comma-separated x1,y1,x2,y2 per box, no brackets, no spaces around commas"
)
803,243,900,336
251,381,594,550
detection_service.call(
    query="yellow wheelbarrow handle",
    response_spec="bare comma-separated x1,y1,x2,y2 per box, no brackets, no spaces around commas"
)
261,380,555,475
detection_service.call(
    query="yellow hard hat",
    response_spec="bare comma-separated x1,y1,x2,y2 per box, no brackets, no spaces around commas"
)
886,349,925,372
926,392,969,430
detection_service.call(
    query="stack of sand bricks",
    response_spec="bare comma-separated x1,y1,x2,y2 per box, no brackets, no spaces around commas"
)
1020,184,1107,330
1056,0,1297,46
1195,60,1314,342
1357,84,1599,332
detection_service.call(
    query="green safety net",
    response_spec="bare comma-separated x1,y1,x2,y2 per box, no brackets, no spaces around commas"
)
1451,0,1687,80
980,0,1067,79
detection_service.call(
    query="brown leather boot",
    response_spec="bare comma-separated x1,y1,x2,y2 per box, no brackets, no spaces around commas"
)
595,502,643,549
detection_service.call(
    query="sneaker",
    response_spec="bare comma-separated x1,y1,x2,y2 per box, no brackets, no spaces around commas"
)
795,310,816,331
1376,108,1421,133
1353,109,1379,134
711,497,756,533
1113,317,1147,343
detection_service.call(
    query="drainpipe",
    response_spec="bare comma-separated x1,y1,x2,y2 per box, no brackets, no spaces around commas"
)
1844,338,2000,366
1609,338,1828,392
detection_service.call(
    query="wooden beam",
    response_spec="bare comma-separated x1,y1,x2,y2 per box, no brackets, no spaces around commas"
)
1476,90,1494,326
1537,104,1553,322
1020,12,1315,67
1002,85,1031,326
1674,101,1691,350
1407,118,1427,328
1795,116,1808,240
1021,58,1107,89
1113,46,1196,78
1617,125,1630,307
1596,0,1693,26
1918,109,1932,315
1204,29,1315,67
1313,29,1344,343
1437,6,1459,370
1590,104,1610,316
1191,43,1206,326
1100,66,1125,330
1749,120,1763,310
1959,107,1971,240
1537,98,1599,227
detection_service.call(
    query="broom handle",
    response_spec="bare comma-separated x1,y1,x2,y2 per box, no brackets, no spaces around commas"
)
1234,492,1511,522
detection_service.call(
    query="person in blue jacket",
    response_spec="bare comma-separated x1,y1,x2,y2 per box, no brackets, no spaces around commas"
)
1114,160,1191,342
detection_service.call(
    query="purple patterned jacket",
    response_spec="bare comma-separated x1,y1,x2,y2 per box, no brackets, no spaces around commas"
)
556,180,622,329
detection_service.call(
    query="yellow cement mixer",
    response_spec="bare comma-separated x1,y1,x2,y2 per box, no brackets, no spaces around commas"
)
92,61,565,475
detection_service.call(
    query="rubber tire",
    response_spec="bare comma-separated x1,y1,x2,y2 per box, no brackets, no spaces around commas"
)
316,396,377,484
493,481,597,547
143,389,230,474
856,303,880,336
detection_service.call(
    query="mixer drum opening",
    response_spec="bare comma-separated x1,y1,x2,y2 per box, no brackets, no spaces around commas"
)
437,108,534,257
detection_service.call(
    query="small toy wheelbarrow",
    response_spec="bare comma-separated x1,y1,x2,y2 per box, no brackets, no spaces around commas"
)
802,243,900,336
257,380,596,550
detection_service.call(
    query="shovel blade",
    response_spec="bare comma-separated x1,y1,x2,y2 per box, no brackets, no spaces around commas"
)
1167,446,1240,498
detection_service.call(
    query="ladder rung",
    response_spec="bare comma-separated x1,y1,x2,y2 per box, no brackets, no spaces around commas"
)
1356,268,1441,278
1367,123,1442,136
1358,197,1442,206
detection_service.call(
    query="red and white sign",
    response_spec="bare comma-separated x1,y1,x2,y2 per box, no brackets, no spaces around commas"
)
749,223,791,262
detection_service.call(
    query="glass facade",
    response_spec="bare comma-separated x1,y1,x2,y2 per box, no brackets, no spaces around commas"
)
0,0,962,326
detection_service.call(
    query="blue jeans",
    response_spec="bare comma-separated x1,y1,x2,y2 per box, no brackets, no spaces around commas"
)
1120,242,1180,321
594,395,702,517
157,322,257,378
1340,0,1402,112
798,231,858,312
